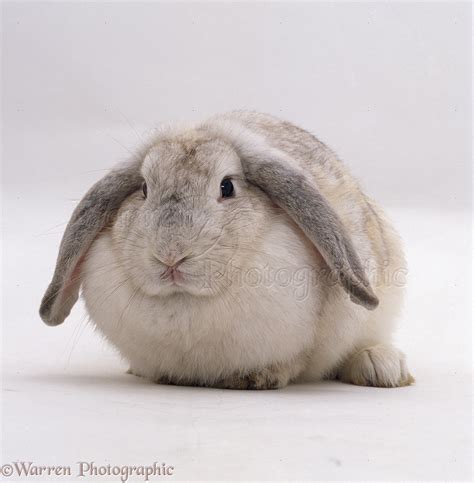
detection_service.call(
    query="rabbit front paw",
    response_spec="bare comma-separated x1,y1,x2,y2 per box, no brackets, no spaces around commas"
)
338,343,414,388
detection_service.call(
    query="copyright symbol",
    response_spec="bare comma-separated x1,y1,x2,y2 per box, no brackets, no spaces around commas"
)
1,464,13,477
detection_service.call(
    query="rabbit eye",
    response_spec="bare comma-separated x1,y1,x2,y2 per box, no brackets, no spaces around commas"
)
142,182,148,199
220,178,234,199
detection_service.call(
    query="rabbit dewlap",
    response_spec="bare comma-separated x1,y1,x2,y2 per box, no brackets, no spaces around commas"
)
40,111,413,389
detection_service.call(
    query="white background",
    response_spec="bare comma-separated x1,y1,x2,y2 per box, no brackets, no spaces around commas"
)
2,2,472,481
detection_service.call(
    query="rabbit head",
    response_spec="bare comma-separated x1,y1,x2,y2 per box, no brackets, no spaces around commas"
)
39,121,378,327
108,132,272,299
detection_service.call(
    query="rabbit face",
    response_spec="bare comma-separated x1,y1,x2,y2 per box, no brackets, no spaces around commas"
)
111,134,268,298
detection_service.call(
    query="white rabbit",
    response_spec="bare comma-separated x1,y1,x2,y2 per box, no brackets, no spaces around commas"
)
40,111,413,389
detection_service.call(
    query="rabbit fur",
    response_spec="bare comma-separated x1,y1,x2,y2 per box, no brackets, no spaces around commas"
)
40,111,413,389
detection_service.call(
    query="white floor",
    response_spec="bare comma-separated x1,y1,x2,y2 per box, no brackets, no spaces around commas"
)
2,201,472,481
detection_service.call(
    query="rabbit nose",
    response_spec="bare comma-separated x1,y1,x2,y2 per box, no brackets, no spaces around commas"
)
154,253,187,269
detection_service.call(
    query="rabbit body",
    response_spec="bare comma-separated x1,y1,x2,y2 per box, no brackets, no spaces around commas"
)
42,111,412,389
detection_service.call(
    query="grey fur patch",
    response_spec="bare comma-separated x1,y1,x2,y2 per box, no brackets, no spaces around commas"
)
243,160,379,310
39,160,143,326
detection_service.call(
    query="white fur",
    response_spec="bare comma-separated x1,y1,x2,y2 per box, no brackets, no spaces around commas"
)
82,216,322,383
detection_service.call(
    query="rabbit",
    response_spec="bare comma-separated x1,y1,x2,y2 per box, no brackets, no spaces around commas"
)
39,111,413,390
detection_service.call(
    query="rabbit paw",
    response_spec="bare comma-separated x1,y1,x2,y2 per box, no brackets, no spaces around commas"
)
214,366,291,390
338,344,414,388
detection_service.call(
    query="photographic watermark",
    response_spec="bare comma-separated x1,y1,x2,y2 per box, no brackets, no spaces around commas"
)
0,461,174,482
198,258,408,299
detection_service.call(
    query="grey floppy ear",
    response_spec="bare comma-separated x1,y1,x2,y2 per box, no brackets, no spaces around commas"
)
204,120,378,309
242,158,379,309
39,160,143,326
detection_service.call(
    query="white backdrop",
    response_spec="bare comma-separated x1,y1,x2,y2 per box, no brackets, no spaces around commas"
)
2,2,472,481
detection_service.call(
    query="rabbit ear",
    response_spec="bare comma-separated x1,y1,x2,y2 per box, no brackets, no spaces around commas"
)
206,121,379,310
39,161,143,326
243,158,379,309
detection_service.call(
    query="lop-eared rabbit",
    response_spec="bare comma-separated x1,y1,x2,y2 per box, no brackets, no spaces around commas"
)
40,111,413,390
